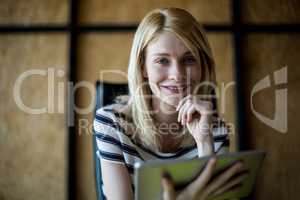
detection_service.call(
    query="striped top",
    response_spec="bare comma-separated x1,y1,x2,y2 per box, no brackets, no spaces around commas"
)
93,104,229,193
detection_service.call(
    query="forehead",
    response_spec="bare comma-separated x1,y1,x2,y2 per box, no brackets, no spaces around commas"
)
146,32,190,56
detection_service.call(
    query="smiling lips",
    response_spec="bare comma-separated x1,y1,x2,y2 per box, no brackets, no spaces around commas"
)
160,85,188,94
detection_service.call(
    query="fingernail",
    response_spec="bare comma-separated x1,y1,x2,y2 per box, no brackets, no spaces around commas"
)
236,162,243,169
161,171,172,180
210,156,217,163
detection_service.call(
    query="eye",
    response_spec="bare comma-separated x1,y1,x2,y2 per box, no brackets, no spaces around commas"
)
156,57,170,65
182,56,197,65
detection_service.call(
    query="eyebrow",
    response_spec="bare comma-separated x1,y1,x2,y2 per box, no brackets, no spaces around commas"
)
151,51,193,57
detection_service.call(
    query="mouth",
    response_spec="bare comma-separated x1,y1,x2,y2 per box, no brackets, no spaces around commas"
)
160,85,188,94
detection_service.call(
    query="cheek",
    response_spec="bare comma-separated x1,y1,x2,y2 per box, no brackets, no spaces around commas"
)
146,68,164,95
146,67,166,84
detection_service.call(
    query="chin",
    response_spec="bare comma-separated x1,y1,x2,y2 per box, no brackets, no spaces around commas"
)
161,95,183,108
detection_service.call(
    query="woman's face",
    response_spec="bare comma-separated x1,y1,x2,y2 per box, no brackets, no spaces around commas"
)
143,32,202,108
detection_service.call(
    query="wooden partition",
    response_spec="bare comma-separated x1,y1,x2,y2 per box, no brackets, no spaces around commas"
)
0,34,68,200
0,1,68,200
78,0,231,24
0,0,68,24
239,1,300,199
242,33,300,199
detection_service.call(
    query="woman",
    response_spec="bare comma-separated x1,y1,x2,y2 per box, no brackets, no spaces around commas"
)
93,7,245,200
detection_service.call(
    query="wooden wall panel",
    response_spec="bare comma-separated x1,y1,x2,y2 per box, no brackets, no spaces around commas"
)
243,34,300,200
0,34,68,200
78,0,231,24
207,33,237,151
241,0,300,24
77,33,134,84
0,0,68,24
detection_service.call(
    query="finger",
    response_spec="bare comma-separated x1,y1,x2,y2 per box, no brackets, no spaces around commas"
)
178,99,190,124
181,100,192,125
209,184,243,200
194,100,213,116
211,172,248,197
187,157,217,197
204,162,244,196
186,105,197,123
176,95,192,111
162,177,176,200
177,99,185,122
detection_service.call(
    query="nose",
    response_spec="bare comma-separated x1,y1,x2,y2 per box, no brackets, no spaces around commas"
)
168,61,186,82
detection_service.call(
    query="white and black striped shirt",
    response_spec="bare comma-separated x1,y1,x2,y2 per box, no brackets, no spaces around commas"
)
93,104,229,191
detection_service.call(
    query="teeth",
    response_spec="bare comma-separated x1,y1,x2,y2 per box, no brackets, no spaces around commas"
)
164,86,186,92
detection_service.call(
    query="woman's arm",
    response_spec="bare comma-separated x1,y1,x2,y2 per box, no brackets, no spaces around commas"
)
101,159,134,200
195,135,214,157
94,108,134,199
176,95,215,157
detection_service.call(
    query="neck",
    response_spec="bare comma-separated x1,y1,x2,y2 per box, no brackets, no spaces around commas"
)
151,97,183,137
151,97,188,153
152,96,178,124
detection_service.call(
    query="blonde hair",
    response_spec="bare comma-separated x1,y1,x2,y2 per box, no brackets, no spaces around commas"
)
127,7,216,151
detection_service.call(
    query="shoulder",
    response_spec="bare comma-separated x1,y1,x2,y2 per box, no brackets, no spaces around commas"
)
94,103,134,138
94,104,143,164
94,105,119,131
95,104,121,123
95,95,132,123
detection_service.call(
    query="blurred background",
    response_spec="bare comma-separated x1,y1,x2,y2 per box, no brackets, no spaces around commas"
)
0,0,299,200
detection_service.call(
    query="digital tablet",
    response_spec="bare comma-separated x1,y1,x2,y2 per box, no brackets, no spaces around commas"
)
134,150,265,200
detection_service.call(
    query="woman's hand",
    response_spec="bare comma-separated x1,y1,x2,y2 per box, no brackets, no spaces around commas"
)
177,95,213,140
161,158,247,200
176,95,214,155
